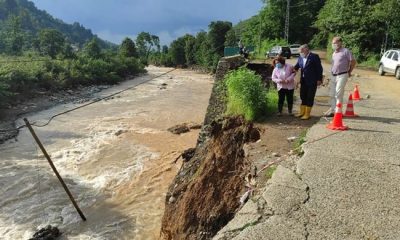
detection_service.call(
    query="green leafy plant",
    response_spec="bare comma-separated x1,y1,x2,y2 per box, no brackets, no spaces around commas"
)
293,129,308,156
265,165,277,180
224,67,267,121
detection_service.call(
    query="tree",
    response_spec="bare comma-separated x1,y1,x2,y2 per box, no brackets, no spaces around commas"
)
37,28,65,58
136,32,160,63
119,37,137,57
224,28,237,47
184,35,196,66
208,21,232,55
84,38,102,58
4,15,25,55
313,0,399,60
162,45,168,54
169,36,187,66
194,31,208,66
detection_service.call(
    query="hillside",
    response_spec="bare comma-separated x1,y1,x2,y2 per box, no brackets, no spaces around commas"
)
0,0,113,50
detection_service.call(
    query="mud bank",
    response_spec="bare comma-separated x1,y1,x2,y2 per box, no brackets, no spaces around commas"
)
160,56,273,239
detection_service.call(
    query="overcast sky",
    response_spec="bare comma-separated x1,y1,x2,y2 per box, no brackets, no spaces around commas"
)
30,0,263,45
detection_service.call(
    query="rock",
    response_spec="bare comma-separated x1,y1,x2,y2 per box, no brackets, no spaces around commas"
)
287,136,297,142
29,225,61,240
272,152,280,157
243,144,250,157
114,130,127,136
187,122,202,129
182,148,196,162
169,196,176,204
167,124,190,134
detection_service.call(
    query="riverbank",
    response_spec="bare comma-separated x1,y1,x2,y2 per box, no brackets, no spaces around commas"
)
0,84,115,144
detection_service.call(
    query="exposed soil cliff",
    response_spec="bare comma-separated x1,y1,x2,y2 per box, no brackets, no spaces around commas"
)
160,56,272,239
160,116,260,240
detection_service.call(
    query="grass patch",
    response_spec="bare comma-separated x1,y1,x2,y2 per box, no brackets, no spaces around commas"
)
293,129,308,156
358,54,380,70
265,165,277,180
224,67,267,121
265,88,278,115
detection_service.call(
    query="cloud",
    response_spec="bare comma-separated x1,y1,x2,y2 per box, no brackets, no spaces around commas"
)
31,0,263,45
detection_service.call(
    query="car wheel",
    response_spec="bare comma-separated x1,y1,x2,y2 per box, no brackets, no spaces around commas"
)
396,67,400,80
378,64,385,76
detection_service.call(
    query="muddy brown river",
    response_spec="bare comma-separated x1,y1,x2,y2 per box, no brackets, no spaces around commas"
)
0,66,213,239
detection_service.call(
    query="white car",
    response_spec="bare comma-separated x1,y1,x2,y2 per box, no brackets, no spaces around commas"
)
379,49,400,79
289,44,301,56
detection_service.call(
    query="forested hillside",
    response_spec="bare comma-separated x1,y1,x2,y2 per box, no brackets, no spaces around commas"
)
0,0,113,54
151,0,400,70
0,0,145,108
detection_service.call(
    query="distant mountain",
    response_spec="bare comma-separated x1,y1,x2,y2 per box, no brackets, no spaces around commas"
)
0,0,114,49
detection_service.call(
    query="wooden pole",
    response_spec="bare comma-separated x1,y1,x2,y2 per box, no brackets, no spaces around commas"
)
24,118,87,221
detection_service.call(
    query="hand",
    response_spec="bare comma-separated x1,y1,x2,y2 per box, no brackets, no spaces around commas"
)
348,72,352,77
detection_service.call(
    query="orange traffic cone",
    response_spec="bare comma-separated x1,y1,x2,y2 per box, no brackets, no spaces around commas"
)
352,85,361,101
327,102,349,131
344,93,359,117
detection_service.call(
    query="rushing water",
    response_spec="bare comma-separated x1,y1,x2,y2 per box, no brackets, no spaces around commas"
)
0,66,213,240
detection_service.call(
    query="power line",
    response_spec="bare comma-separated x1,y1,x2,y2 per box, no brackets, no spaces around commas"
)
0,68,176,132
284,0,290,43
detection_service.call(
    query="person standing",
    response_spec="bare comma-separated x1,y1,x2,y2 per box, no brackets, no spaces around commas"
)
325,36,356,116
294,44,323,120
272,56,296,116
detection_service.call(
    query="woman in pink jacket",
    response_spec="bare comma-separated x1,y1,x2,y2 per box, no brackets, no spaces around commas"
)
272,56,296,116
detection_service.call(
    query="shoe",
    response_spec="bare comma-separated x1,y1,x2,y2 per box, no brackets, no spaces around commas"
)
301,106,312,120
295,105,306,117
277,112,283,117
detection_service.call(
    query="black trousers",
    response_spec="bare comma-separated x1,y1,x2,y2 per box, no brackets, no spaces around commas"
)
300,84,317,107
278,88,294,113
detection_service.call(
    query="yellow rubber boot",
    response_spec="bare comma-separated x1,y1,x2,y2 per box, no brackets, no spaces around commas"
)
295,105,306,118
301,106,312,120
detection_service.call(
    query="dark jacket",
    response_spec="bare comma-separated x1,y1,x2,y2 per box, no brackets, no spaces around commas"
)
294,52,323,87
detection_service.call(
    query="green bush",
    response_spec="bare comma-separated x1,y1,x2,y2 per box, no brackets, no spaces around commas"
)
224,67,267,121
0,53,145,106
358,54,380,70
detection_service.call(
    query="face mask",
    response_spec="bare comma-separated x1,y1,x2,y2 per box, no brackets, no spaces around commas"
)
332,43,339,50
276,63,282,69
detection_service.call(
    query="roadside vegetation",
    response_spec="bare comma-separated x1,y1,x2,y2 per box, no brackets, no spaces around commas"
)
224,68,268,121
293,129,308,156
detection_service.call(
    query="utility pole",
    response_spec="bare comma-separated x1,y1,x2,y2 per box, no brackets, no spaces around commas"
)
259,14,262,54
284,0,290,43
